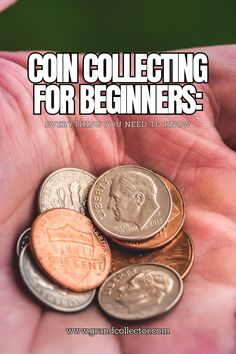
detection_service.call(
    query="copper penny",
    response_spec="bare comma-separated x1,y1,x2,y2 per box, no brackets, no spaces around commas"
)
30,208,111,292
112,174,185,250
110,230,194,279
19,245,96,312
88,165,172,241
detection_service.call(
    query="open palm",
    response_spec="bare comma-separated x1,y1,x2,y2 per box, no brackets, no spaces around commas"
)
0,46,236,354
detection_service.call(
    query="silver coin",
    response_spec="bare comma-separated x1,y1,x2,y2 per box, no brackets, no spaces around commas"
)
16,228,31,257
88,165,172,241
38,168,96,214
98,263,183,321
19,245,96,312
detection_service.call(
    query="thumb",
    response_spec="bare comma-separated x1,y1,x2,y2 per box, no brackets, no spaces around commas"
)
0,0,17,13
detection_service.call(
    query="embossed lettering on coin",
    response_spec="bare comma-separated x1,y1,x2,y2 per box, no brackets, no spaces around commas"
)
110,230,194,278
98,263,183,320
30,209,111,292
88,166,172,241
113,174,185,249
19,245,96,312
38,168,96,214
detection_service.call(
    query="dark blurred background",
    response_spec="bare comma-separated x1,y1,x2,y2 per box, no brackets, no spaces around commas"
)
0,0,235,51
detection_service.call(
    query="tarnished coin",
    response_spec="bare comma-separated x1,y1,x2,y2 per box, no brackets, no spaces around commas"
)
19,245,96,312
88,165,172,241
16,228,31,256
98,263,183,321
38,168,96,214
30,208,111,292
110,230,194,278
112,174,185,249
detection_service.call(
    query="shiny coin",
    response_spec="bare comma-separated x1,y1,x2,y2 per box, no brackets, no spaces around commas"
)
110,230,194,279
98,263,183,321
88,165,172,241
16,228,31,256
19,245,96,312
113,174,185,249
30,208,111,292
38,168,96,214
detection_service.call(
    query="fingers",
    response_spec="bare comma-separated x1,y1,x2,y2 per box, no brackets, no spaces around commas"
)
204,45,236,149
0,0,17,12
2,47,236,151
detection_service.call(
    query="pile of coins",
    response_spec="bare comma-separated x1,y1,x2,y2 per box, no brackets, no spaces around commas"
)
16,166,194,320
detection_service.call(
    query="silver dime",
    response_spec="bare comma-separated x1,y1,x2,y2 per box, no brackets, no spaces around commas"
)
38,168,96,214
98,263,183,320
16,228,31,257
88,165,172,241
19,245,96,312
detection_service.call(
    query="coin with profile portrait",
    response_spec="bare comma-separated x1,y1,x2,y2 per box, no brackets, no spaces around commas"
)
98,263,183,320
88,165,172,241
111,174,185,249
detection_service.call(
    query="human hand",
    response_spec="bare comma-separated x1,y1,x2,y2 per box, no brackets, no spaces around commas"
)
0,33,236,354
0,0,17,13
